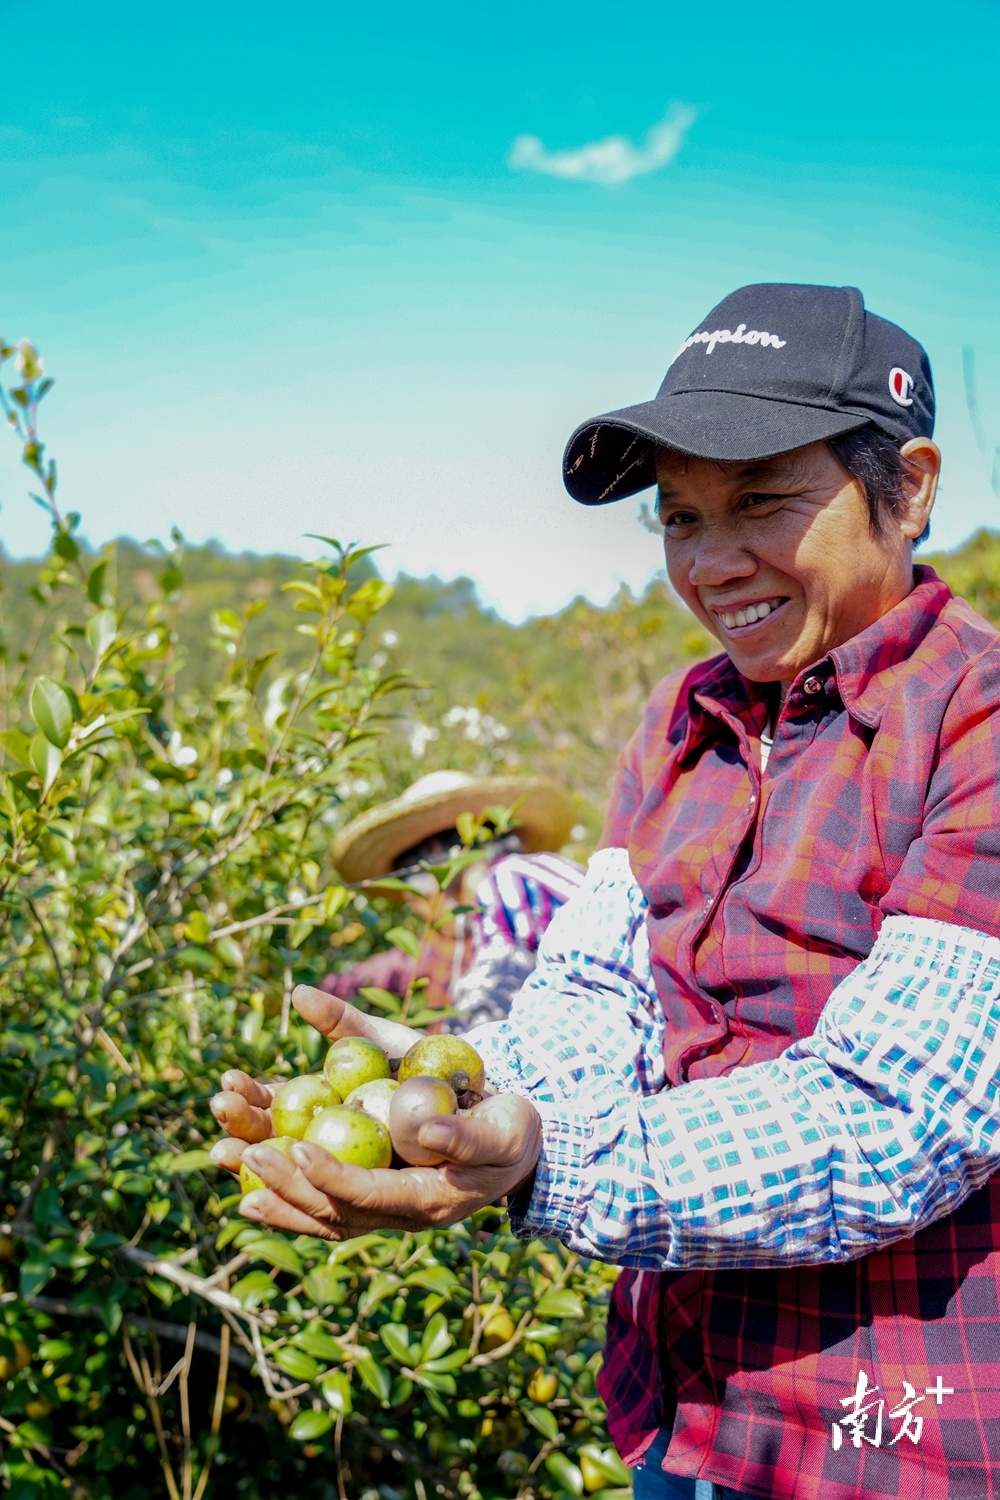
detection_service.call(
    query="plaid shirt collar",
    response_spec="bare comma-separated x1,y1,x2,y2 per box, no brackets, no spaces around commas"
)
680,564,950,749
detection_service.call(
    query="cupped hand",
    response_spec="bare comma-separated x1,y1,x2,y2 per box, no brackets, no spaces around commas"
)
209,984,421,1163
225,1092,541,1239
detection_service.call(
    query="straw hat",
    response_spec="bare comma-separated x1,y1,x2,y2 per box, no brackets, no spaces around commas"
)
331,771,575,884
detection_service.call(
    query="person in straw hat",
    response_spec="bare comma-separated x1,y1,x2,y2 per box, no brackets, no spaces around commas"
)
322,771,584,1031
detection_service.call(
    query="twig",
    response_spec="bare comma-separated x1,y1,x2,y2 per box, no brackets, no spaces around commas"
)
179,1319,196,1500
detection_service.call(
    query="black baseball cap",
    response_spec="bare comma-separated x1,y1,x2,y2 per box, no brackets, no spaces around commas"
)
563,283,935,506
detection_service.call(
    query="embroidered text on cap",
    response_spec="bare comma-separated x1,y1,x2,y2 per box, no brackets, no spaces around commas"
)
889,367,915,407
673,322,787,362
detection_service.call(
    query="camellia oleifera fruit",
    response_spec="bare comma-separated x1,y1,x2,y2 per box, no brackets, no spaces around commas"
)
324,1036,391,1098
270,1073,338,1138
304,1104,393,1168
343,1076,398,1129
397,1035,485,1096
388,1075,457,1166
239,1135,296,1195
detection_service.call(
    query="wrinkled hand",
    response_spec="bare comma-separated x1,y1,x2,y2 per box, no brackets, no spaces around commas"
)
209,984,539,1236
209,984,421,1172
320,950,417,1001
221,1093,542,1240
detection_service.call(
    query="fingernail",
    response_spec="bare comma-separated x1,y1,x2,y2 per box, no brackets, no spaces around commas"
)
420,1122,451,1149
291,1144,311,1165
240,1203,263,1220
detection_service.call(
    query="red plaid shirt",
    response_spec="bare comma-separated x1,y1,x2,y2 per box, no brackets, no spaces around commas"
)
597,566,1000,1500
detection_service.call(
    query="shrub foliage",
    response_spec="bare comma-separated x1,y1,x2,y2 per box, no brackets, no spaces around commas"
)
0,344,626,1500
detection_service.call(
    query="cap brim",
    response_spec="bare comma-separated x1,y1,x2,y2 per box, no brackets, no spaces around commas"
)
563,390,871,505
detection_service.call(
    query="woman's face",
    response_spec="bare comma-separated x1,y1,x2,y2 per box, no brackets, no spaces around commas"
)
655,439,936,687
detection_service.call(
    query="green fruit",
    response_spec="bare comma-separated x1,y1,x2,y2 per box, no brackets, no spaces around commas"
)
271,1074,338,1139
324,1036,391,1098
239,1135,296,1195
388,1075,457,1165
304,1105,392,1168
343,1076,398,1128
397,1035,485,1095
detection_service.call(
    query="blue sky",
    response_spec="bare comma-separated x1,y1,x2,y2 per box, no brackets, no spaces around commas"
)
2,0,999,617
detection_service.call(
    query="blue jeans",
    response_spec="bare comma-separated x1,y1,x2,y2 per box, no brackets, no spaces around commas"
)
632,1428,758,1500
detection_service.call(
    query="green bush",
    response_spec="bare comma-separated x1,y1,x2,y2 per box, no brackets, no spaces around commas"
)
0,341,625,1499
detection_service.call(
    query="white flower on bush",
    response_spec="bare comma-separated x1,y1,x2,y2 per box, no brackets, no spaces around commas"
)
441,704,510,746
168,730,197,767
408,721,439,759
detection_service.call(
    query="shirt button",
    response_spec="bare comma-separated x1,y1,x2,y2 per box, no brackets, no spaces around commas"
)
803,675,823,695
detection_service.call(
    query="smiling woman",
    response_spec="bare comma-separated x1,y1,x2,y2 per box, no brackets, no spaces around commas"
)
213,283,1000,1500
653,433,939,690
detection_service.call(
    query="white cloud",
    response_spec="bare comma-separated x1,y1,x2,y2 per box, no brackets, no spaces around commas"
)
508,103,697,188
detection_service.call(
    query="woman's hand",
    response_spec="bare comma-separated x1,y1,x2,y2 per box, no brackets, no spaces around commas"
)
209,984,422,1172
225,1093,541,1240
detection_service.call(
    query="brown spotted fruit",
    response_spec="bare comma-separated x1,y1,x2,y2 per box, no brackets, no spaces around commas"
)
397,1035,485,1096
388,1075,458,1165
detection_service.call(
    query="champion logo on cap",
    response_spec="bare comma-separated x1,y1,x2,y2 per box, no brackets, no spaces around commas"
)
673,322,787,362
889,366,915,407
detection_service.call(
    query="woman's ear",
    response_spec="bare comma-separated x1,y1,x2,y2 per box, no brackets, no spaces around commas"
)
899,437,941,540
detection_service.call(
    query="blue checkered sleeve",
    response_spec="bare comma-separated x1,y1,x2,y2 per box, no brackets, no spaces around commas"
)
467,850,1000,1270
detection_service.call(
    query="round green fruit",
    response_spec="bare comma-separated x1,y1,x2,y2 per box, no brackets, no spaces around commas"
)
389,1075,457,1165
344,1076,398,1128
271,1074,338,1139
397,1035,485,1095
304,1105,392,1168
324,1036,391,1098
239,1135,296,1195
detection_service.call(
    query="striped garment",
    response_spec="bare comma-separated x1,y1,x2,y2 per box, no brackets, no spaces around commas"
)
471,567,1000,1500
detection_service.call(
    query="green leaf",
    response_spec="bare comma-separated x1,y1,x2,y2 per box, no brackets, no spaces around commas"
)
0,730,34,767
412,1369,457,1395
289,1409,334,1441
361,1270,400,1312
85,608,117,658
273,1346,320,1381
385,925,421,959
294,1325,344,1362
405,1265,459,1297
29,734,61,792
320,1370,352,1414
419,1312,451,1364
577,1447,631,1486
534,1289,585,1321
86,560,107,604
242,1235,303,1277
354,1353,392,1404
19,1250,54,1299
302,1265,349,1307
527,1406,560,1442
422,1348,469,1374
546,1454,584,1496
30,676,73,749
389,1375,414,1406
161,1149,214,1175
231,1270,280,1308
53,530,78,561
379,1323,411,1362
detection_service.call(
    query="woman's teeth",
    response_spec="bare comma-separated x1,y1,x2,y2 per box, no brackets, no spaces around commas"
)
718,599,781,629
